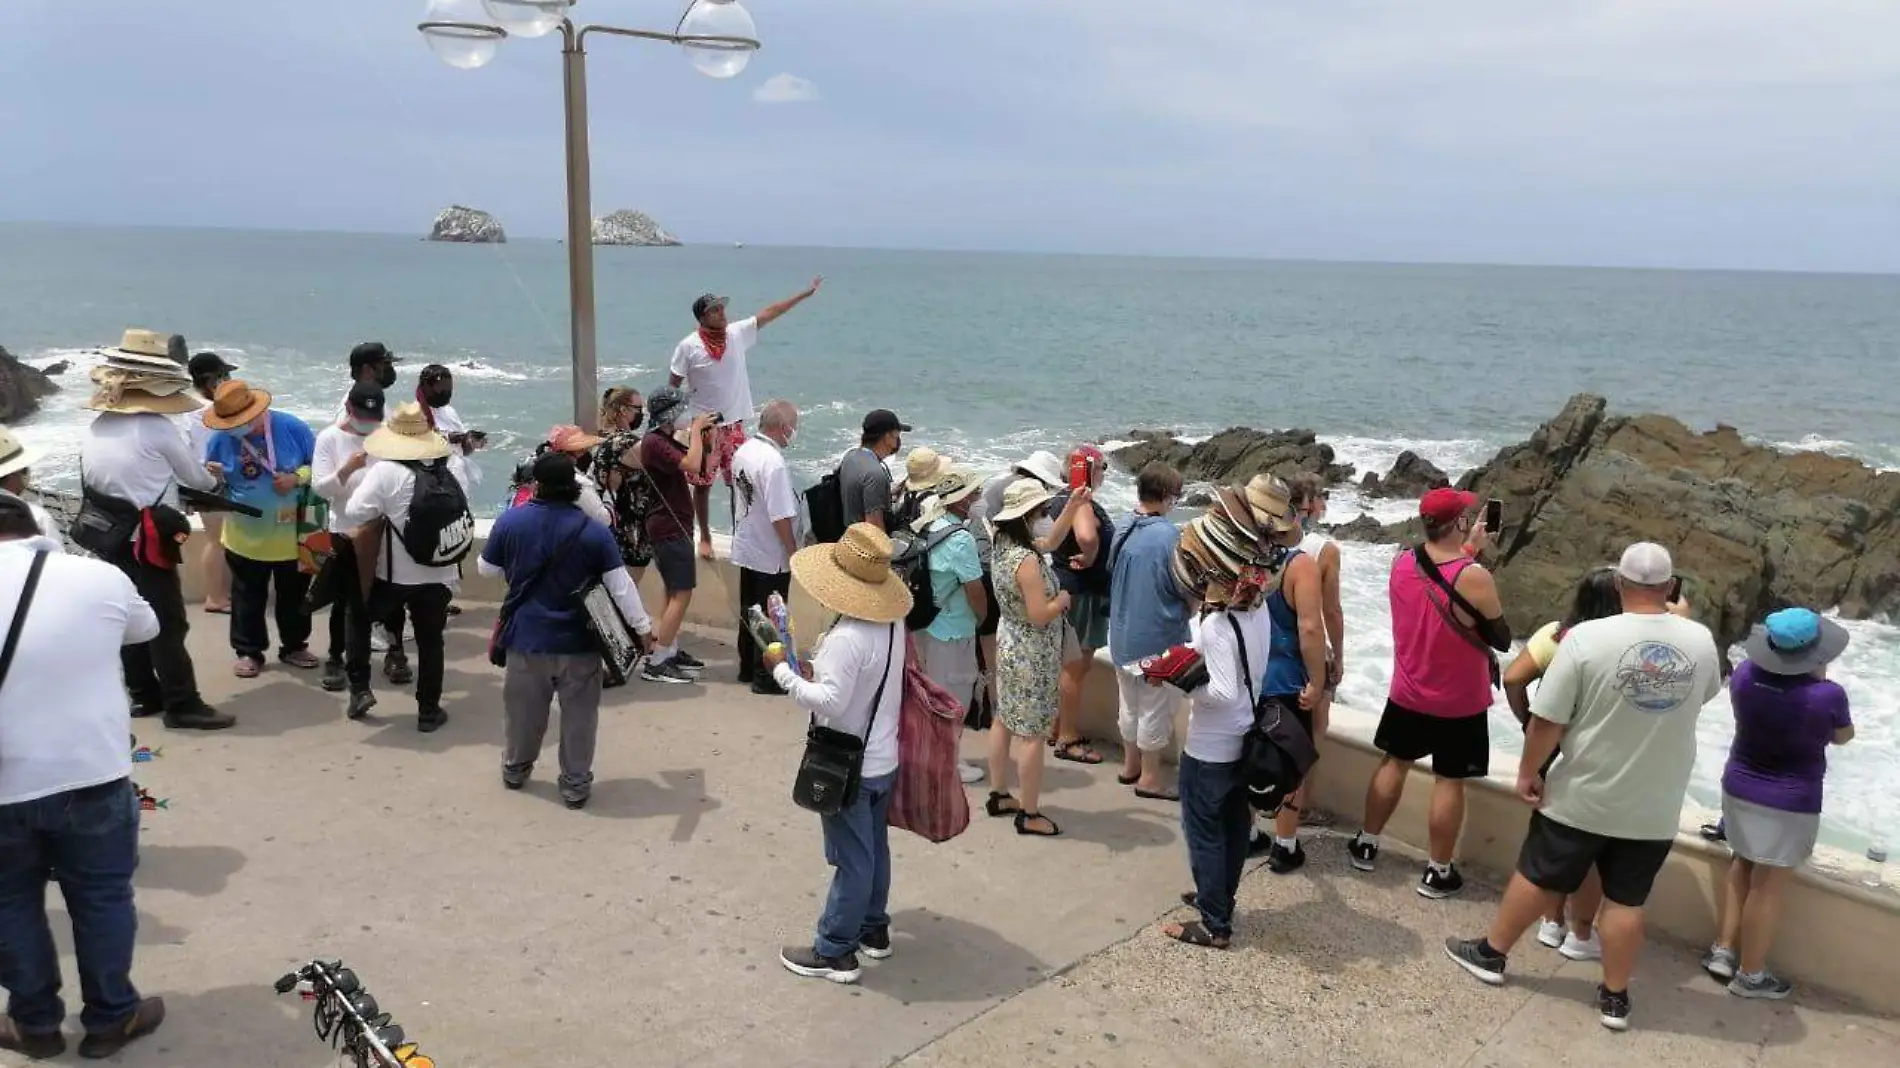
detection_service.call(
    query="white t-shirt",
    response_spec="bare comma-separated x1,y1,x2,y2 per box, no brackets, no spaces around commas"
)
728,436,797,573
311,424,371,534
1532,611,1724,840
773,617,905,779
342,459,466,588
669,316,760,424
1184,604,1274,763
0,537,161,805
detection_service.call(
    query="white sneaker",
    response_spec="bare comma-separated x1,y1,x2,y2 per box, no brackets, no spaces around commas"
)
1537,919,1566,949
958,761,986,785
370,624,392,654
1560,931,1603,962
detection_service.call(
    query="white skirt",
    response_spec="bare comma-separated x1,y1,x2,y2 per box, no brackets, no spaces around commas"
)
1722,794,1820,869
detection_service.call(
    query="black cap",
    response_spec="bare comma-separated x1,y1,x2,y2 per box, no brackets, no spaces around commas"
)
861,409,911,437
691,293,728,321
418,363,453,385
0,491,35,531
345,383,387,422
187,352,238,380
348,342,398,374
532,451,578,489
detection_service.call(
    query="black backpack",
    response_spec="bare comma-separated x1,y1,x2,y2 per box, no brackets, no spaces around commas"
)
395,459,475,567
1228,614,1320,813
1047,491,1114,596
804,469,846,545
890,522,961,632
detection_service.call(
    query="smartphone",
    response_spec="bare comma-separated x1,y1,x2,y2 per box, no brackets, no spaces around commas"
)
1069,456,1094,491
1669,576,1684,604
1484,498,1503,531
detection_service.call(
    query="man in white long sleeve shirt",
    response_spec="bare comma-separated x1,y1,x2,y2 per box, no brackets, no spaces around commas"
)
764,524,909,986
310,384,383,700
416,364,484,493
0,493,169,1059
480,453,652,809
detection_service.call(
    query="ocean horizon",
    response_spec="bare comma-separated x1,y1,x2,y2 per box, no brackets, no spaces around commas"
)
3,222,1896,851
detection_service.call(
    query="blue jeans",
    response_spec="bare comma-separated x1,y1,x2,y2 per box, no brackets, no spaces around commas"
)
1179,754,1252,939
814,771,897,959
0,778,143,1035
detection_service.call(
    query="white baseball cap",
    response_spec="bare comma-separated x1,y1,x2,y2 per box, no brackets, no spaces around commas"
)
1616,542,1674,586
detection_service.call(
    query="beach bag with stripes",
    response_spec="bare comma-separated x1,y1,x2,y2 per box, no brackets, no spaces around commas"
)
889,634,971,843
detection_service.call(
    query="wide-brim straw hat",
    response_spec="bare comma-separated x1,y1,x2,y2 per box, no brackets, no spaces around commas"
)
790,523,914,624
993,476,1054,522
84,365,203,416
1242,473,1300,535
911,467,983,532
904,447,951,492
102,329,190,373
0,428,39,480
202,380,272,431
365,401,451,462
1742,608,1851,675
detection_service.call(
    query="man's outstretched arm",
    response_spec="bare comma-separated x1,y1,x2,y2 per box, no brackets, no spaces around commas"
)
756,276,823,329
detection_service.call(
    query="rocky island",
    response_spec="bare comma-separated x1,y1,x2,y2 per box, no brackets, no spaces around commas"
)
1114,396,1900,652
428,205,507,244
592,209,680,247
0,345,59,422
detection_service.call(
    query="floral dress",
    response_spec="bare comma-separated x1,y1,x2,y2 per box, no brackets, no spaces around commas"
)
993,540,1062,737
591,431,656,568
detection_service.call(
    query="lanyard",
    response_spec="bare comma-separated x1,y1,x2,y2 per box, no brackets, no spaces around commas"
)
238,417,279,473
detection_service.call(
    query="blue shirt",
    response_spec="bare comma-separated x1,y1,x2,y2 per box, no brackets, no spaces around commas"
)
203,410,317,563
921,519,985,642
482,498,624,656
1262,550,1307,696
1107,512,1190,665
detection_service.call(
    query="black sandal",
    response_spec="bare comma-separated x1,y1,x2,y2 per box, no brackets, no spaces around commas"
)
985,791,1021,818
1053,740,1105,765
1015,811,1061,837
1162,921,1230,950
1117,773,1140,786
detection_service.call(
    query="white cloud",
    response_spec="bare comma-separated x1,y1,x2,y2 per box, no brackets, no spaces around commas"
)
752,73,820,105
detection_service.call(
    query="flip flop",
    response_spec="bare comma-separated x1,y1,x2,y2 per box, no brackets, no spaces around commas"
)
204,604,232,615
1053,740,1105,765
1161,921,1230,950
1117,773,1140,786
1135,787,1180,803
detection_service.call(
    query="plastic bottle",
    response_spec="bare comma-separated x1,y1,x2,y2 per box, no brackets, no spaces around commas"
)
1865,839,1889,889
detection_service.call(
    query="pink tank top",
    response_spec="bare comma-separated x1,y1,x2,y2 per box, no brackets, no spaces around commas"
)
1387,550,1492,718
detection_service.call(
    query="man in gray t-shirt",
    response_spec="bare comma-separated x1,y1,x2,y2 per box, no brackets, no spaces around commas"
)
839,409,910,532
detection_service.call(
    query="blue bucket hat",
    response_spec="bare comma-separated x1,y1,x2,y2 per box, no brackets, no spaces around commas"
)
1743,607,1850,676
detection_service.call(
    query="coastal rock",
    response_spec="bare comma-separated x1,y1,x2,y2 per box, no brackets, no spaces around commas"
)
36,359,70,378
0,345,59,423
1361,450,1450,498
428,205,506,244
1334,393,1900,650
592,209,681,247
1106,428,1355,486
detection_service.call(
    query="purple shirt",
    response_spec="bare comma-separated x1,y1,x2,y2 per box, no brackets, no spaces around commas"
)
1722,660,1852,815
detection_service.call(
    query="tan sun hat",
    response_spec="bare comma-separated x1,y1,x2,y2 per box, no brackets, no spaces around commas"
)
911,466,983,531
202,380,273,431
790,523,914,624
993,476,1054,522
84,365,203,416
0,426,39,480
365,402,452,462
903,447,952,492
1242,473,1300,535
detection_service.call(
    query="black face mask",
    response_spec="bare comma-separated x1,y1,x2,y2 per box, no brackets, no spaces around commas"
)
376,364,397,390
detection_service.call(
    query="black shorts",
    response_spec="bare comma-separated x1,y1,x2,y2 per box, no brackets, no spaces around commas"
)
976,573,1000,637
651,537,696,593
1517,810,1674,908
1373,699,1489,780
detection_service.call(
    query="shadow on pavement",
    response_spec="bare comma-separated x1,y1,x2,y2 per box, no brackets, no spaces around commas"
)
1240,870,1426,972
137,844,248,897
860,907,1051,1004
1535,974,1811,1046
1057,806,1180,854
50,908,191,950
583,769,721,840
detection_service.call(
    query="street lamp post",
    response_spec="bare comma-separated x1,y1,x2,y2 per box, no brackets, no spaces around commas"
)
418,0,760,431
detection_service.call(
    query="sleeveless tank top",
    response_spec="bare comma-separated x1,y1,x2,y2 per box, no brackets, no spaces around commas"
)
1387,549,1492,717
1263,549,1307,696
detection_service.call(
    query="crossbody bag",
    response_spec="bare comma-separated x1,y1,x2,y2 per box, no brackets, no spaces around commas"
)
1227,613,1320,814
792,623,898,816
1410,545,1502,688
0,551,49,697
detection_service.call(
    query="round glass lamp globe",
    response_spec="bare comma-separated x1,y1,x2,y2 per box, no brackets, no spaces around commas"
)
678,0,758,80
421,0,504,69
480,0,569,39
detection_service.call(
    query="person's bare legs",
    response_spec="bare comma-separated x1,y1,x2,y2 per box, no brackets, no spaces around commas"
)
693,484,714,559
1484,873,1564,953
1133,748,1165,793
1569,871,1605,939
656,591,691,649
1716,857,1751,952
1054,652,1093,749
1273,782,1309,842
1427,778,1466,866
1015,734,1046,815
1595,900,1646,992
987,721,1013,796
201,514,230,610
1361,755,1409,835
1737,865,1791,975
978,634,998,711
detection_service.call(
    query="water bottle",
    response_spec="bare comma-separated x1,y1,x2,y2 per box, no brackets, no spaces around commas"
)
1866,840,1889,889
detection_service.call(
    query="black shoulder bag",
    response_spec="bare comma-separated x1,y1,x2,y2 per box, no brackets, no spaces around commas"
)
1411,545,1502,689
0,551,50,693
792,624,898,816
1228,613,1320,814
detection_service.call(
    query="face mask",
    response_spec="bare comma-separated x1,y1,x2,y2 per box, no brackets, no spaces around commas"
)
376,365,397,389
348,419,381,436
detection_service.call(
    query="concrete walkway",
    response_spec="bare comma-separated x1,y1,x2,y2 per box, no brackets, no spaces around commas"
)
12,603,1894,1067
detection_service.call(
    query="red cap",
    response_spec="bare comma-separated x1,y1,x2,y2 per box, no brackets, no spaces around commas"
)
1069,444,1105,468
1419,487,1478,523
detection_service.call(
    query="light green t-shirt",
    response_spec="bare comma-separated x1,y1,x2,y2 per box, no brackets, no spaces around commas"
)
1533,612,1723,840
1526,620,1562,671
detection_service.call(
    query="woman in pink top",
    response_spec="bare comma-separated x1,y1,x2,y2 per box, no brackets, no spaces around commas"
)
1349,488,1512,902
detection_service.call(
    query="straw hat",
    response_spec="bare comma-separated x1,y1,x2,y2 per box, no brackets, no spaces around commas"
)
547,424,604,454
1242,474,1301,535
365,402,451,462
789,523,914,624
903,447,952,492
84,363,202,416
911,466,982,531
103,328,191,372
202,380,273,431
993,477,1054,522
0,427,38,480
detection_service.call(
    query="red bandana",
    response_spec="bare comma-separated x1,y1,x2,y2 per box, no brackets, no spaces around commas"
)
699,326,727,362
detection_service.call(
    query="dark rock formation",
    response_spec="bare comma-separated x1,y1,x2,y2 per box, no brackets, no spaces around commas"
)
1107,427,1355,487
35,359,70,378
1361,450,1450,498
1332,393,1900,650
0,346,58,422
428,205,506,243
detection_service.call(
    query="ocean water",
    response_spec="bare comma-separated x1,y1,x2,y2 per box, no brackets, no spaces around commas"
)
4,222,1897,849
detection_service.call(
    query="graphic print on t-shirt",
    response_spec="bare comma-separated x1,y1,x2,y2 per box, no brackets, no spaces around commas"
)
1614,641,1699,713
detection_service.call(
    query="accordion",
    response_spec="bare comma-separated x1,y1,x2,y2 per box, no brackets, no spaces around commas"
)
576,578,647,688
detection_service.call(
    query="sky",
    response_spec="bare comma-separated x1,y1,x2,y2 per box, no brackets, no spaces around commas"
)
1,0,1896,272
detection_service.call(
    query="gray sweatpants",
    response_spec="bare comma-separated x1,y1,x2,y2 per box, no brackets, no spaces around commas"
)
503,652,605,796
